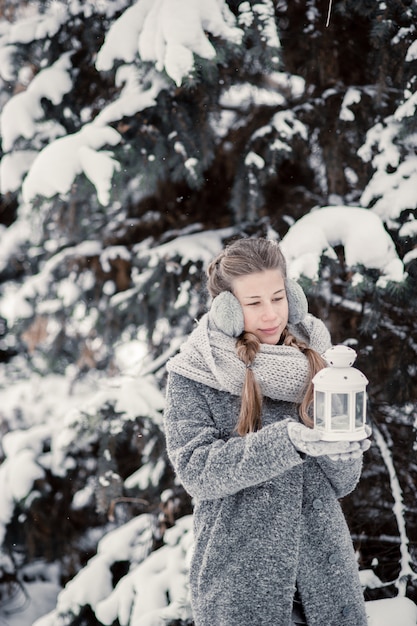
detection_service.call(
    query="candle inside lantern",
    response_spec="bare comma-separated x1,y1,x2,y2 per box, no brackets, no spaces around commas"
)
312,345,369,441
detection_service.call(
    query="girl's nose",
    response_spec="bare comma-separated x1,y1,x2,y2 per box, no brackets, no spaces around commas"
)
262,303,277,320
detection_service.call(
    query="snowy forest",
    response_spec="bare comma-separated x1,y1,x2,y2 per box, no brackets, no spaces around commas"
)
0,0,416,624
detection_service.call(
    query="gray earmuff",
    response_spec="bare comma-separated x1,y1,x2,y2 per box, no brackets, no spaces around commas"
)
286,278,308,325
210,291,245,337
209,279,308,337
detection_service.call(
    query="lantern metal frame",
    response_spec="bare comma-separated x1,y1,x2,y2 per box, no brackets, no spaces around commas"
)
312,345,368,441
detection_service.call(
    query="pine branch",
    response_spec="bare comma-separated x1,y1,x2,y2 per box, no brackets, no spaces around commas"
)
372,424,417,595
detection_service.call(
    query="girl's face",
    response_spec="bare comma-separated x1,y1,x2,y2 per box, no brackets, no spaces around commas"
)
232,269,289,345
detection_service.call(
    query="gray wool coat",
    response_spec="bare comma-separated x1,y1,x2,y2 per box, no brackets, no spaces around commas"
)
164,373,368,626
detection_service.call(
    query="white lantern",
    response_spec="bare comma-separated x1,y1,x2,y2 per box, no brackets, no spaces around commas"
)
312,345,368,441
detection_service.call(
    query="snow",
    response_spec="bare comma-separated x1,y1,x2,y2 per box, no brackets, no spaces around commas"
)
220,82,286,109
78,145,121,206
1,0,282,206
0,448,45,543
340,87,362,121
94,516,193,626
6,515,416,626
1,0,245,204
26,515,193,626
252,1,281,49
0,225,415,626
0,1,416,624
0,217,33,274
272,109,308,140
405,39,417,62
280,205,406,286
219,72,305,114
54,554,114,617
358,117,417,229
403,247,417,265
95,0,154,70
361,153,417,226
366,597,417,626
21,124,121,205
6,3,68,44
245,151,265,168
1,582,61,626
136,226,236,268
1,52,73,152
394,90,417,121
0,44,18,81
94,67,168,127
0,364,165,541
0,149,37,193
372,426,416,595
0,240,103,325
96,0,243,87
100,246,132,273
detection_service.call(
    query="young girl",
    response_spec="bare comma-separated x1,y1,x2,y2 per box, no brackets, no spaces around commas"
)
163,237,370,626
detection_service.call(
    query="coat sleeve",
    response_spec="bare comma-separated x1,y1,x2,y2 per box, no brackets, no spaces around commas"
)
163,372,305,501
315,455,363,498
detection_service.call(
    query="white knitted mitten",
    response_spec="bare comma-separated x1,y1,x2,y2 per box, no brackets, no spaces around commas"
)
287,422,369,461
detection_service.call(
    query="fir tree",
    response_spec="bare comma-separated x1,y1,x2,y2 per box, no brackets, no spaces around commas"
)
0,1,416,623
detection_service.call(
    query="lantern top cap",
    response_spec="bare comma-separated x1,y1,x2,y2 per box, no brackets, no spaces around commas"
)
323,345,357,368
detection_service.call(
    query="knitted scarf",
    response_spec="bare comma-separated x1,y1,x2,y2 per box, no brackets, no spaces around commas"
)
167,313,331,403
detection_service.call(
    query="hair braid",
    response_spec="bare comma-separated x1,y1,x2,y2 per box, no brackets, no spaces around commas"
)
235,332,263,435
282,328,327,427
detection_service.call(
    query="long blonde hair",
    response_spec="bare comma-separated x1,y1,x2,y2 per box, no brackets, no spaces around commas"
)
207,238,326,435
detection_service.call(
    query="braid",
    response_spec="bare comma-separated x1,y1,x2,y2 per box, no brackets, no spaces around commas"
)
235,333,263,435
282,328,327,427
206,251,228,296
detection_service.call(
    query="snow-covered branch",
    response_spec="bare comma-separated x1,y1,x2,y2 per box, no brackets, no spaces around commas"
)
372,425,417,596
95,0,243,87
281,206,406,287
1,53,73,152
21,125,121,205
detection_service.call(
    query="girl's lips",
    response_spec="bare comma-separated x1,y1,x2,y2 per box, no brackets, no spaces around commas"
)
260,326,280,334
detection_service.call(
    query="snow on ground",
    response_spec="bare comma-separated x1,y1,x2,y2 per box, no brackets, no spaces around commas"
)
366,597,417,626
1,572,416,626
2,517,416,626
0,581,60,626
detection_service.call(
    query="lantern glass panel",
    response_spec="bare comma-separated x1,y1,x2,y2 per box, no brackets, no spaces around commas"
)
355,392,364,427
331,393,350,430
315,391,326,427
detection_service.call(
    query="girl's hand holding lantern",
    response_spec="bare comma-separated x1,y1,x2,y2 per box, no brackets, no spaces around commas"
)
287,421,371,461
